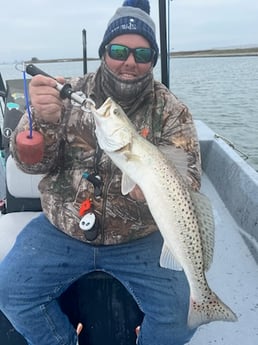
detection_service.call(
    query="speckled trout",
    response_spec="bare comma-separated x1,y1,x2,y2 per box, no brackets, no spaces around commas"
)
92,97,237,329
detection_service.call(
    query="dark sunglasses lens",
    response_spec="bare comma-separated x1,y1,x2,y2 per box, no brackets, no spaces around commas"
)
109,45,129,61
107,44,153,63
135,48,153,63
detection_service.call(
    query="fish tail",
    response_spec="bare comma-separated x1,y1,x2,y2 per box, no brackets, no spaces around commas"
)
187,292,238,329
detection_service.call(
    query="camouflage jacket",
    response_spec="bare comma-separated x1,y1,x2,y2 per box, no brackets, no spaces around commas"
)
11,68,201,245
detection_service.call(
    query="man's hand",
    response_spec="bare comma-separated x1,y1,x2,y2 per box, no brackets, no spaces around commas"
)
29,75,65,123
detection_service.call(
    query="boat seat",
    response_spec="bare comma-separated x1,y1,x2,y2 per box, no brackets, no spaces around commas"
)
6,155,43,199
0,155,43,260
4,155,42,213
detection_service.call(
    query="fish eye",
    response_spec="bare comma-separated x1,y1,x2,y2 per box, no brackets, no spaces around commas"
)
113,108,118,115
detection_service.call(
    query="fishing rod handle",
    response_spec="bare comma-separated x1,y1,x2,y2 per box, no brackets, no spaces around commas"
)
25,64,94,109
25,64,74,100
26,64,54,79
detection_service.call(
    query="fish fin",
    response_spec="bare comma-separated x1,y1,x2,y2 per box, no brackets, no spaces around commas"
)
160,243,183,271
121,173,136,195
188,292,238,329
190,191,215,271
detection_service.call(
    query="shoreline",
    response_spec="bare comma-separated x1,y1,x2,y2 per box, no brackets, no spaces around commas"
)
23,47,258,64
171,47,258,58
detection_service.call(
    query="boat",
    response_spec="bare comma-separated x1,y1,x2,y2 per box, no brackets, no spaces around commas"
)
1,1,258,344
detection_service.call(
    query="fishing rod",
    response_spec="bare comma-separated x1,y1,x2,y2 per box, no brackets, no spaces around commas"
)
26,64,95,111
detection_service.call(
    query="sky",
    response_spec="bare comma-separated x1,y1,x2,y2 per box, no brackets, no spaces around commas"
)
1,0,257,63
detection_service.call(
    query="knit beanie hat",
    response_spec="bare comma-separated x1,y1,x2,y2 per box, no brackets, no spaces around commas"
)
98,0,159,66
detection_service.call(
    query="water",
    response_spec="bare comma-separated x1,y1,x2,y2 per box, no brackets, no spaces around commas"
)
0,56,257,171
170,56,258,172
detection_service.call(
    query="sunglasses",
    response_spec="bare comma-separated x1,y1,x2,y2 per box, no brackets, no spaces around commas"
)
105,44,155,64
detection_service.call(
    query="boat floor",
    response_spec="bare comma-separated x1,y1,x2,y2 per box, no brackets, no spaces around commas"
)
188,173,258,344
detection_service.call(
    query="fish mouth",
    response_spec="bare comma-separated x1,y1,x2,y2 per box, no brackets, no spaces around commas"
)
92,100,111,128
96,98,113,118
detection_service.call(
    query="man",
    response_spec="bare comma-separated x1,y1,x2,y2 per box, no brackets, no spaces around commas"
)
0,1,201,344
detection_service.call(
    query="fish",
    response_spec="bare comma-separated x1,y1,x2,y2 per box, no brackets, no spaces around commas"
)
91,97,237,329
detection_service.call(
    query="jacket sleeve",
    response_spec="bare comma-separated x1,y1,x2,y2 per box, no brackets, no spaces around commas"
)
156,84,202,191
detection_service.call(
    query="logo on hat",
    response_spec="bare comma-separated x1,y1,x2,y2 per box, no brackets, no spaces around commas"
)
121,19,137,31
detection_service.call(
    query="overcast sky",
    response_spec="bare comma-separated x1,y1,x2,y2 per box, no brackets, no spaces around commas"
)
1,0,257,63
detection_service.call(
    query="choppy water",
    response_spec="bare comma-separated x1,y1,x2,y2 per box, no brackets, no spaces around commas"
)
0,56,257,171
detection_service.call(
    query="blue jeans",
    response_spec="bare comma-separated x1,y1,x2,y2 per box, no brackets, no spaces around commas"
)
0,214,195,345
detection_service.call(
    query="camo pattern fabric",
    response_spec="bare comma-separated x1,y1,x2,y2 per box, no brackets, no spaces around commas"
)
11,63,201,245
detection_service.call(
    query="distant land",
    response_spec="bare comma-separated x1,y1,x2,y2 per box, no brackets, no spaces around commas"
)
24,47,258,64
171,46,258,58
